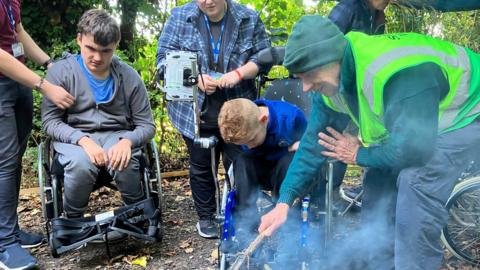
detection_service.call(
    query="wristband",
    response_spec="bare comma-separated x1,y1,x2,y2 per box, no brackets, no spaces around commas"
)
42,58,53,69
34,77,45,91
234,69,243,81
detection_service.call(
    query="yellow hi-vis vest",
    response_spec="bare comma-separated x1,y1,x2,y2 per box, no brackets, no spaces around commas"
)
323,32,480,144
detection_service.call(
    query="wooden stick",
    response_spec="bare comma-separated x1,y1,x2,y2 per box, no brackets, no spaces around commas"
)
230,233,266,270
160,168,226,179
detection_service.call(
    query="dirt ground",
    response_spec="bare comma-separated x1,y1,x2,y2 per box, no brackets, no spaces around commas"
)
18,168,479,270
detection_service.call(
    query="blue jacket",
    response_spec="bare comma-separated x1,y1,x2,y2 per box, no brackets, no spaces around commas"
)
328,0,385,35
242,100,307,161
156,0,271,139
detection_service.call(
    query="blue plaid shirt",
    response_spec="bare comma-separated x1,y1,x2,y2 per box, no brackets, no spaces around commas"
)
156,0,271,139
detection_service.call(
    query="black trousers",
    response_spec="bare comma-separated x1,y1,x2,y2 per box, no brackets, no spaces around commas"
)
233,152,295,225
183,128,242,220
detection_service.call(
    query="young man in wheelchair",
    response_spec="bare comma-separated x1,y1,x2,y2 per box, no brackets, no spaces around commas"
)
218,98,307,247
41,10,155,220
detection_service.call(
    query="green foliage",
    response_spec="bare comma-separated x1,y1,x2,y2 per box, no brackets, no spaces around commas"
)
21,0,106,58
387,5,480,52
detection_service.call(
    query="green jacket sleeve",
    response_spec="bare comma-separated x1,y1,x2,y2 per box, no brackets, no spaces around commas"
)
278,93,349,205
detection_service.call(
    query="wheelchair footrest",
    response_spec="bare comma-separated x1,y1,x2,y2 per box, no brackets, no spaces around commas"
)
48,197,161,256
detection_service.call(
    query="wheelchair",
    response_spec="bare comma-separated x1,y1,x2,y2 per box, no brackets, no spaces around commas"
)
217,47,341,270
441,160,480,265
37,137,163,258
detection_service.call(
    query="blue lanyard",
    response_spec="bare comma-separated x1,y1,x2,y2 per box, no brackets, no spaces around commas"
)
1,0,16,34
203,12,226,68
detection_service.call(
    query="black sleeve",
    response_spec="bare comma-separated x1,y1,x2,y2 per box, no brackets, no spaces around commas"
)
328,1,355,34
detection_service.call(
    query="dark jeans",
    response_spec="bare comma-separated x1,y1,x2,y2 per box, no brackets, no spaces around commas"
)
234,152,295,211
394,121,480,270
233,152,295,229
0,78,33,248
183,128,242,220
332,121,480,270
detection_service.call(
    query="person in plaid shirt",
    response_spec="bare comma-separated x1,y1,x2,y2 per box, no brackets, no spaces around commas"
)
156,0,270,239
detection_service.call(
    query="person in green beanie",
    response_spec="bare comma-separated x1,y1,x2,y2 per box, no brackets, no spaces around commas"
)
258,15,480,270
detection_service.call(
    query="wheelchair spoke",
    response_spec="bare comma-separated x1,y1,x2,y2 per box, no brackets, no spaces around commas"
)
443,181,480,264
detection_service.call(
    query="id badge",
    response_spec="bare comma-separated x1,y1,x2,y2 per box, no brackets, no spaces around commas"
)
208,71,223,81
12,42,24,58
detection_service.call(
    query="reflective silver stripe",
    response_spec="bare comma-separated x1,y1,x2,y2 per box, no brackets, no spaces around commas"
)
439,46,472,129
363,45,471,115
439,103,480,130
439,109,459,131
465,104,480,118
329,93,348,114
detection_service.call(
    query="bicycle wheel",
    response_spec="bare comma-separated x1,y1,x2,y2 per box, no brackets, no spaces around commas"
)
441,175,480,265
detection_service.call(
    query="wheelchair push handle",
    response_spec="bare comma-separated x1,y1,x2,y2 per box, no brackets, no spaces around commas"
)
193,136,218,149
257,46,285,67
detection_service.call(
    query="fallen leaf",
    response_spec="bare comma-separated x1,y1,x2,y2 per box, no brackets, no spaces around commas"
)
121,257,131,265
210,248,218,260
132,256,147,268
184,247,194,254
170,220,184,226
179,240,190,249
109,254,124,264
175,196,186,202
165,251,176,257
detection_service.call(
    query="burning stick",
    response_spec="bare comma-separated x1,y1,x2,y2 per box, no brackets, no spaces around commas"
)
230,233,266,270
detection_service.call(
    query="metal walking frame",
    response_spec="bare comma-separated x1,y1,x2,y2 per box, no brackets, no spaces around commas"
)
161,51,223,222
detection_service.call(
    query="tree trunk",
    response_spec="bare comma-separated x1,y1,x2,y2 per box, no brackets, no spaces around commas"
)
119,0,140,60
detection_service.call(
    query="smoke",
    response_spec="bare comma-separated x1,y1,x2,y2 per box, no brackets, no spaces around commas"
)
228,184,397,270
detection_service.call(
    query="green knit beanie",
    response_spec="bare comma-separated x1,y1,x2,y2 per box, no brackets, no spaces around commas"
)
284,15,347,74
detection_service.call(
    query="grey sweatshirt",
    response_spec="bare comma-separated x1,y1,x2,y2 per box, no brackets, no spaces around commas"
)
42,54,155,148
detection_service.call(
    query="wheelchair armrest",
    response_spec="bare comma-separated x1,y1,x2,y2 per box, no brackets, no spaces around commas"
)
257,46,285,67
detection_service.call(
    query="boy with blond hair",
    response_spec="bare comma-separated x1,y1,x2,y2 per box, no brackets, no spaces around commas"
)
218,98,307,231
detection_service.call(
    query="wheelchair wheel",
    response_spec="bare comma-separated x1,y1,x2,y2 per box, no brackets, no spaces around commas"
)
38,142,48,219
441,175,480,265
147,140,163,211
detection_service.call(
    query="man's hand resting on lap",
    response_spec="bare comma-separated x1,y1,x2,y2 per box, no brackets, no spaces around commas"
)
107,138,132,171
78,136,108,167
